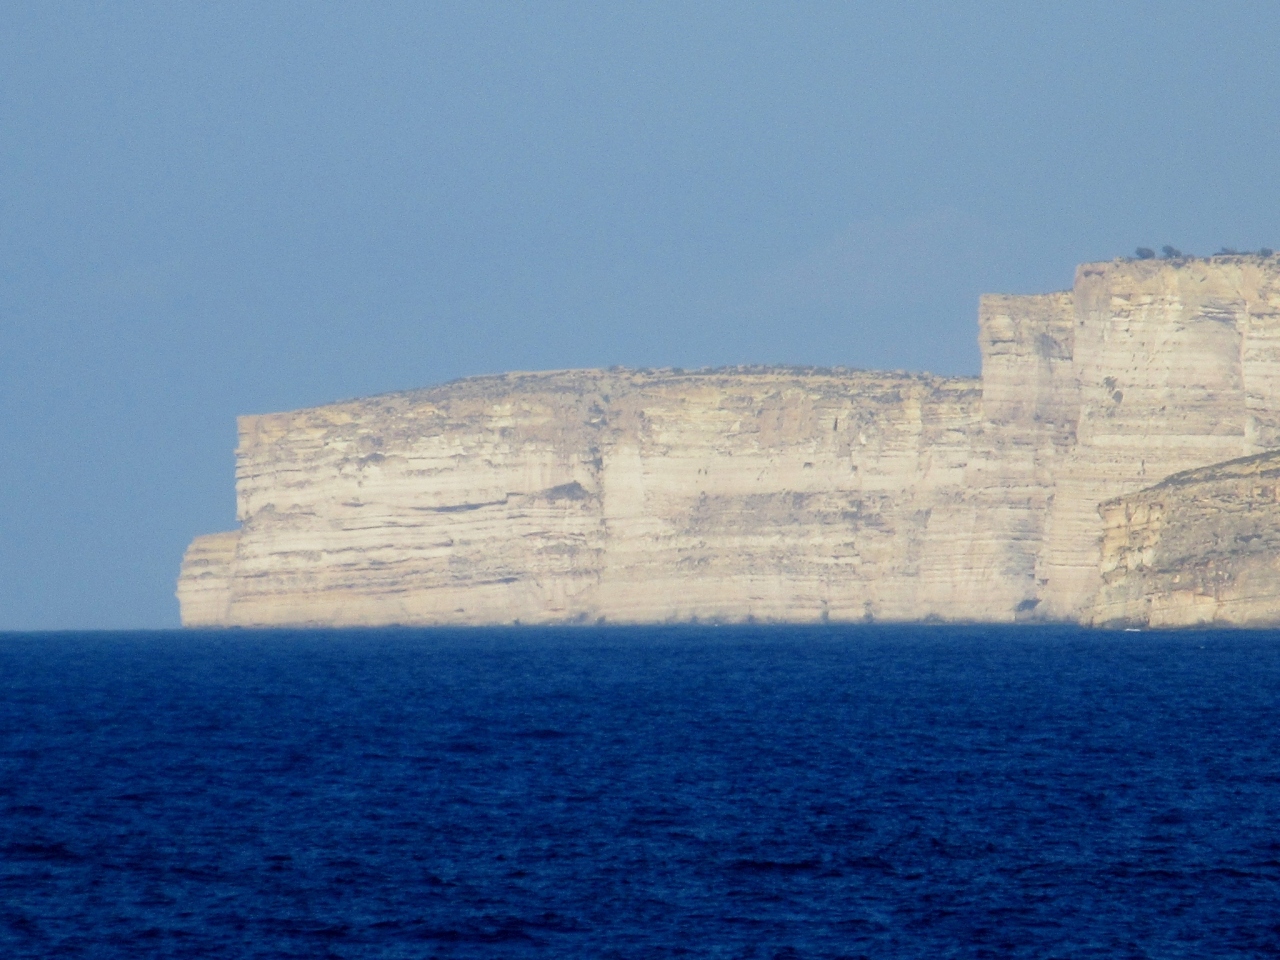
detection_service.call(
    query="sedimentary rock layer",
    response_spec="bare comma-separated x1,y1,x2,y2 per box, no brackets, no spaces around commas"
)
1090,450,1280,627
179,254,1280,627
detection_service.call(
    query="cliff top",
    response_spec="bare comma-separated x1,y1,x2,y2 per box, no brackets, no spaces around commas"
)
245,365,981,424
1116,249,1277,264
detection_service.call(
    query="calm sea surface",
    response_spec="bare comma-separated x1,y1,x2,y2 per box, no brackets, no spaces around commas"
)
2,626,1279,958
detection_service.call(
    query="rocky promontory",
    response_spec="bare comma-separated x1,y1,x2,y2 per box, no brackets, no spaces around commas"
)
179,254,1280,627
1091,450,1280,627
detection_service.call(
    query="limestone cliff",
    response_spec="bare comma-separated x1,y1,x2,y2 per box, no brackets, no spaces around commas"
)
1089,450,1280,627
181,368,982,626
179,254,1280,627
1039,256,1280,619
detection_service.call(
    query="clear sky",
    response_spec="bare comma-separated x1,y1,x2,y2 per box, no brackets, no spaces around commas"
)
3,1,1280,629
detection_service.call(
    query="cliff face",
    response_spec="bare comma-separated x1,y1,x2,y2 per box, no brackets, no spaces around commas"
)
1039,257,1280,618
1090,450,1280,627
960,291,1077,620
180,369,982,626
179,255,1280,627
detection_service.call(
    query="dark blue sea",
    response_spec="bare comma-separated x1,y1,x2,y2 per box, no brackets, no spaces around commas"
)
2,626,1279,958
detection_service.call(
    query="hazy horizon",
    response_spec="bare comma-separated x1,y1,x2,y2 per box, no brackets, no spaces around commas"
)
4,2,1280,628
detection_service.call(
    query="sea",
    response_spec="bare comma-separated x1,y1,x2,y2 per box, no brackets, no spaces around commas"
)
2,625,1279,958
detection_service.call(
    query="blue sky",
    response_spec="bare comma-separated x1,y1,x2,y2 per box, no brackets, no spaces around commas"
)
4,1,1280,628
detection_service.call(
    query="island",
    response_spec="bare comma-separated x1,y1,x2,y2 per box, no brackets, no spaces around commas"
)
179,254,1280,628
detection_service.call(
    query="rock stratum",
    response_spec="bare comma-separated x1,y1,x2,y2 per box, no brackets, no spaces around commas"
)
180,255,1280,628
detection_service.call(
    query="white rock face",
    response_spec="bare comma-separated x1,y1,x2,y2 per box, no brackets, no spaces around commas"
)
958,291,1078,620
181,369,983,626
1039,257,1280,618
176,531,238,625
178,255,1280,627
